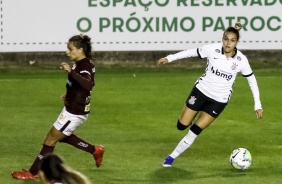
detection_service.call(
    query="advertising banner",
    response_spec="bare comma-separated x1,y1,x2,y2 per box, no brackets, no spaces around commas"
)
1,0,281,52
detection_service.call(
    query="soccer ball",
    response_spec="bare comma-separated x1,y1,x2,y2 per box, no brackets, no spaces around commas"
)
230,148,252,170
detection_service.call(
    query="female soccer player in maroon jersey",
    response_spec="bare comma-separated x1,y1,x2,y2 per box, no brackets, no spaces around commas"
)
12,34,104,180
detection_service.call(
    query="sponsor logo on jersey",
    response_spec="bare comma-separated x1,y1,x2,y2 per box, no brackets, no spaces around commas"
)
38,154,44,160
85,96,91,103
67,79,72,86
188,96,197,105
211,67,233,81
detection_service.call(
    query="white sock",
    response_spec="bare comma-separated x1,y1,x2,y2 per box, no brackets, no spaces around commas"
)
170,130,198,159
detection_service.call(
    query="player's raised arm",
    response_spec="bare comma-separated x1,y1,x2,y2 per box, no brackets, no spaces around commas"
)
157,48,200,66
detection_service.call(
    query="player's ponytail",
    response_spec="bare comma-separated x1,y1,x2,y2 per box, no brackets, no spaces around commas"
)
224,22,242,40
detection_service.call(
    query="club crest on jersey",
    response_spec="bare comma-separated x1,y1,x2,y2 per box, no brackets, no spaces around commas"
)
188,96,197,105
215,49,220,53
72,64,77,70
231,62,237,70
237,56,241,61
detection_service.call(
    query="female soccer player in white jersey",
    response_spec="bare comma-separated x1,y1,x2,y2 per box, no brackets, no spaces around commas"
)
157,23,263,167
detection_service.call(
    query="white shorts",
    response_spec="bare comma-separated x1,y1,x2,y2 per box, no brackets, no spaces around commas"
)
53,107,88,136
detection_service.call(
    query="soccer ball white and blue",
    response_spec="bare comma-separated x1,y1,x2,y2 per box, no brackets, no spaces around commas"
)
230,148,252,170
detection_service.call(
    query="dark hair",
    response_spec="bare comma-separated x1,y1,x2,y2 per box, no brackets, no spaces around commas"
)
223,22,242,40
69,34,94,60
40,153,91,184
40,153,64,181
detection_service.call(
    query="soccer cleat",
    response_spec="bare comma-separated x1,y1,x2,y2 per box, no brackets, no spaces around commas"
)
11,169,38,180
162,156,175,167
93,145,105,168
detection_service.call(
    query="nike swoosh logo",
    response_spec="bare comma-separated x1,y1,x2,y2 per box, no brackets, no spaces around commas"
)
232,151,239,159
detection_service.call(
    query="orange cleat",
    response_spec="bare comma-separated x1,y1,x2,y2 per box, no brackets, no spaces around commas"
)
93,145,105,168
11,169,38,180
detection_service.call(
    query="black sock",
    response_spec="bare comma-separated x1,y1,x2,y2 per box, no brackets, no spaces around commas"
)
29,144,54,175
177,120,189,130
60,134,95,153
190,124,203,135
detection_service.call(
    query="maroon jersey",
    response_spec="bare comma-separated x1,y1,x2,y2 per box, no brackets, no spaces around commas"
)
64,58,95,115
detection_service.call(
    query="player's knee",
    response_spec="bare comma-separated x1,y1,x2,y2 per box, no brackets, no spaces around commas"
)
177,120,189,131
59,138,66,143
44,134,58,146
190,124,203,135
44,139,57,147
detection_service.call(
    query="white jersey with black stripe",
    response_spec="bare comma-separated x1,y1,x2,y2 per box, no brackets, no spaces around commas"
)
166,43,261,110
195,43,252,103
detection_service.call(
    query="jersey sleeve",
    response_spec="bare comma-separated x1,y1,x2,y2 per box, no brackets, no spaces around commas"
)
241,58,262,110
197,44,210,59
166,48,198,62
70,64,94,91
246,74,262,111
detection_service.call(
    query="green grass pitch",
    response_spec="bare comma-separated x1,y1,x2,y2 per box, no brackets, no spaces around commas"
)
0,65,281,184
